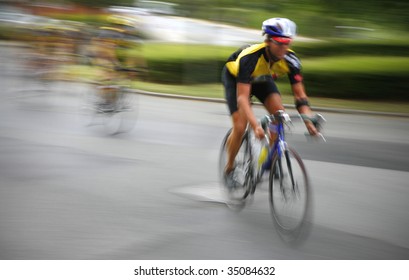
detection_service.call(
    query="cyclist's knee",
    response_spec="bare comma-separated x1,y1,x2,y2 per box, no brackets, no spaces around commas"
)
264,93,284,114
231,113,247,135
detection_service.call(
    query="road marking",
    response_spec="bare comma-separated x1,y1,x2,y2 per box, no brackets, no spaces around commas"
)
169,182,227,203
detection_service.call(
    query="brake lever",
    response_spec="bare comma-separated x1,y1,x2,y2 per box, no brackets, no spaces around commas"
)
313,113,327,131
304,132,327,143
316,132,327,142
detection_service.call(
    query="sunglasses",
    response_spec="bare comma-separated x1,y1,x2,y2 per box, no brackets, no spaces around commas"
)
270,36,292,46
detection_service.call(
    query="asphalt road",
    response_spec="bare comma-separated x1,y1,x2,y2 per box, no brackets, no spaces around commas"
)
1,45,409,260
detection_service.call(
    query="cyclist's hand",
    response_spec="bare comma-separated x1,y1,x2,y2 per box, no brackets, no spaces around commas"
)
254,125,265,140
301,113,326,135
305,120,318,136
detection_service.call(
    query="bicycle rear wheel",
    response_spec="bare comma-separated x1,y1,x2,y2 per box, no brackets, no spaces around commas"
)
103,89,138,135
219,129,253,210
269,147,312,244
79,83,100,126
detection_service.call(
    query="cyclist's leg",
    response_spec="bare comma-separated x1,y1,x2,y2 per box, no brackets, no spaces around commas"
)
226,111,247,173
97,71,119,105
264,93,285,114
252,78,284,114
252,79,283,144
222,66,247,174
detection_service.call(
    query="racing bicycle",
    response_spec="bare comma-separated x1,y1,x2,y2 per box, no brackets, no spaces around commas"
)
80,67,141,135
219,110,326,243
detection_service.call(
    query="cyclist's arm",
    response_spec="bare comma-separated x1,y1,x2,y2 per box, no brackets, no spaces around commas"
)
286,51,312,115
291,82,318,135
292,82,311,114
237,82,265,139
236,53,265,139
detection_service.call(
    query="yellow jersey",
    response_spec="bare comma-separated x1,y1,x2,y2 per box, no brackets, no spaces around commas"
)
225,42,303,84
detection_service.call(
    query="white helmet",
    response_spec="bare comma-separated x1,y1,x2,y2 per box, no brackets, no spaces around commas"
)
262,18,297,38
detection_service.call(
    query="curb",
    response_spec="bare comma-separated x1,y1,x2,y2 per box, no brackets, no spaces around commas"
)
131,88,409,118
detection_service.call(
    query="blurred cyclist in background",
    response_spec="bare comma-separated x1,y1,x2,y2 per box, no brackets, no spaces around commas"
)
222,17,318,187
90,15,146,70
24,20,81,78
88,14,145,110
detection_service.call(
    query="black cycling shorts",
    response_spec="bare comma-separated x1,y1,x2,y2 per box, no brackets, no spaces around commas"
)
221,66,280,115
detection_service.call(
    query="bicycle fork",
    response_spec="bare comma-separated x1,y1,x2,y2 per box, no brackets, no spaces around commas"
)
277,141,298,200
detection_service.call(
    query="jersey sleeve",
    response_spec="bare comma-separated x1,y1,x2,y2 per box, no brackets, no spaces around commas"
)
285,52,303,84
237,53,259,84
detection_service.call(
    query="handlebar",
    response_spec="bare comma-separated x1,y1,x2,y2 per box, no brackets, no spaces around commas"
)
260,111,327,142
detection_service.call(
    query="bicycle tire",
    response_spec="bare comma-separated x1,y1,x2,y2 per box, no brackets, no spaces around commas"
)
269,146,312,244
79,83,100,127
219,129,253,209
116,90,139,134
103,90,138,135
79,85,137,134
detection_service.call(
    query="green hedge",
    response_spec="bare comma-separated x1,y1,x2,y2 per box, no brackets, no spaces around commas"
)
303,73,409,100
143,59,409,100
145,59,224,84
292,40,409,58
138,42,409,100
134,43,233,84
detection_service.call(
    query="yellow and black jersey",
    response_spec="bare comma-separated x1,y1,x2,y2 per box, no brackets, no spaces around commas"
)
225,42,303,84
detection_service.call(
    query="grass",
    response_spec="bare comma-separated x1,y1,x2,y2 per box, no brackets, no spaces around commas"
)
140,43,235,61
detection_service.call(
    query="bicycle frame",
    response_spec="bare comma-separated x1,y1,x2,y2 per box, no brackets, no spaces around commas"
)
251,112,298,194
259,117,286,178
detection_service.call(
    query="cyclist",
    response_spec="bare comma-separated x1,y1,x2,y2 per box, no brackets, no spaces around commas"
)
96,15,146,71
88,15,142,111
222,17,318,187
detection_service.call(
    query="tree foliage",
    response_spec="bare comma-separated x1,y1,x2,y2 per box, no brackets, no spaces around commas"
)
65,0,408,30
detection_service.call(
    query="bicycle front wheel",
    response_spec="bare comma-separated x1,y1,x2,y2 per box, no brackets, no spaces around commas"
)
104,90,138,135
219,129,253,209
269,147,312,244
